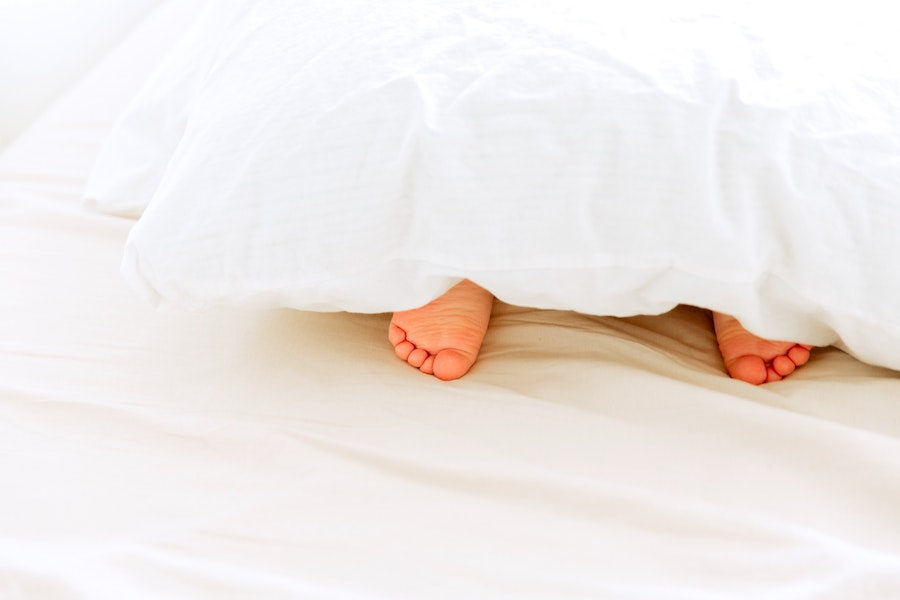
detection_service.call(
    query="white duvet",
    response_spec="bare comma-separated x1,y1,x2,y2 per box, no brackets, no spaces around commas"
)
3,2,900,598
85,1,900,373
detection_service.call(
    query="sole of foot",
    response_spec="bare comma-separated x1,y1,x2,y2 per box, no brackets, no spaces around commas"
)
389,280,494,381
713,311,812,385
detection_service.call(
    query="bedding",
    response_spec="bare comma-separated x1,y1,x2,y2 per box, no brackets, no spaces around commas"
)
0,0,161,149
3,1,900,598
86,1,900,374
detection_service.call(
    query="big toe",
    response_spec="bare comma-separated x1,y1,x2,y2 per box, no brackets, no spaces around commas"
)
432,349,477,381
726,355,769,386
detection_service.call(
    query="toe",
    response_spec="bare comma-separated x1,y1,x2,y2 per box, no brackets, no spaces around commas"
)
772,355,796,376
419,355,435,375
407,348,429,368
788,345,811,366
765,366,783,383
726,355,768,385
388,322,407,346
432,349,477,381
394,340,415,361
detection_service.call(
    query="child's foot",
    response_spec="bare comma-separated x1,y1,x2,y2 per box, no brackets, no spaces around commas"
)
389,280,494,381
712,311,813,384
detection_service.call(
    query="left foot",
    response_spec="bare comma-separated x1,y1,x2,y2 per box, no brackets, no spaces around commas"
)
389,280,494,381
713,312,813,385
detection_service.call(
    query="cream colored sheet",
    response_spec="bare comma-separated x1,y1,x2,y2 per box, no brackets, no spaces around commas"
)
2,3,900,598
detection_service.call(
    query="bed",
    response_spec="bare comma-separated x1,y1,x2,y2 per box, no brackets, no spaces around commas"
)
3,2,900,598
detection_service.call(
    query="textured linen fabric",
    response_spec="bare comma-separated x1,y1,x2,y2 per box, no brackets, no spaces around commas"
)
81,0,246,218
2,3,900,597
89,1,900,372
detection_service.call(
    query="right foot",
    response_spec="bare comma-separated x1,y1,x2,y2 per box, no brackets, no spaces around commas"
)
389,280,493,381
713,311,813,384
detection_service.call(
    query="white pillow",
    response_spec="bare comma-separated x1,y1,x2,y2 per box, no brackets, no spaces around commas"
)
114,1,900,372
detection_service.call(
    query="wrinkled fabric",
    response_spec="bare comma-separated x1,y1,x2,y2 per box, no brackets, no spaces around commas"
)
88,1,900,371
3,3,900,597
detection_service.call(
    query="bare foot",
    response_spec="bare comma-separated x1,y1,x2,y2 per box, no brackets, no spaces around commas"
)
389,280,494,381
712,311,813,385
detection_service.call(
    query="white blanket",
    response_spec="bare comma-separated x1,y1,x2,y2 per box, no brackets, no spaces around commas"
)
2,3,899,598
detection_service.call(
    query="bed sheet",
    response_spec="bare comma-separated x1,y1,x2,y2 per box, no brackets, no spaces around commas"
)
2,3,900,598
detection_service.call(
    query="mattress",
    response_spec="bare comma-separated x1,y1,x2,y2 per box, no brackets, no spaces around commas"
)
2,3,899,598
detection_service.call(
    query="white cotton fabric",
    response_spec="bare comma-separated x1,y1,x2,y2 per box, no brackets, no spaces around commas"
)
4,4,900,597
81,0,245,218
101,1,900,371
